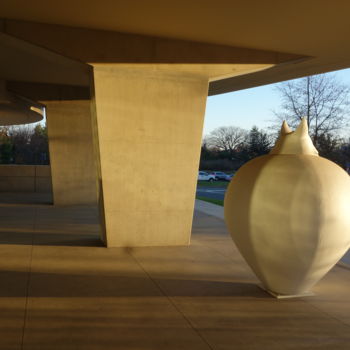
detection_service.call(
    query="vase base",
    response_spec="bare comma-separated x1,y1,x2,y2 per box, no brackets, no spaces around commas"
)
258,284,315,299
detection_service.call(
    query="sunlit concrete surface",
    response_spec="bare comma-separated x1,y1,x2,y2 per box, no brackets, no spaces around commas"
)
1,201,350,349
92,65,210,247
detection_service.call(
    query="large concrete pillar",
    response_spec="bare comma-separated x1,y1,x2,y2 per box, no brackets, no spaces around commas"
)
46,100,97,206
92,65,208,247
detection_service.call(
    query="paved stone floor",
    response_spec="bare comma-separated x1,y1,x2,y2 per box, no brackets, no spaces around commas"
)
1,202,350,349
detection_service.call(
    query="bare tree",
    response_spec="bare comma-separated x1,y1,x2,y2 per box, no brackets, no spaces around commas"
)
205,126,247,156
273,74,350,144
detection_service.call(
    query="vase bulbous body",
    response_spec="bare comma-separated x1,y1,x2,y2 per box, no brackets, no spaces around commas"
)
224,120,350,295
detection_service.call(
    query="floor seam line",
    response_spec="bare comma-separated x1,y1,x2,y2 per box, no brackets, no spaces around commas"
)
20,207,37,350
304,298,350,328
126,248,215,350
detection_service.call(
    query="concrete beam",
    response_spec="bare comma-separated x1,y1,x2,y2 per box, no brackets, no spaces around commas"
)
8,81,90,101
0,31,90,86
45,100,97,206
1,19,303,65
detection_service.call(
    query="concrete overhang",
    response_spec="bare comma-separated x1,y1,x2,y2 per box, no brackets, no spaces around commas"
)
0,32,91,86
0,30,91,101
0,0,349,95
0,19,305,101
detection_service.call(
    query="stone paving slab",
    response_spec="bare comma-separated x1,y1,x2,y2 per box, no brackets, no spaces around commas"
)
0,203,349,349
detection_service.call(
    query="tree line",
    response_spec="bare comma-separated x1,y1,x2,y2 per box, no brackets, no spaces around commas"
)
200,125,350,173
201,73,350,173
0,124,49,165
200,126,272,171
0,73,348,172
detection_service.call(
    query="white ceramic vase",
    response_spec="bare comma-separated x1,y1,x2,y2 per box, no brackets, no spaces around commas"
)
224,119,350,295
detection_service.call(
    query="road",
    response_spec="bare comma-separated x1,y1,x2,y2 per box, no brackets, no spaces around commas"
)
341,250,350,266
196,186,227,201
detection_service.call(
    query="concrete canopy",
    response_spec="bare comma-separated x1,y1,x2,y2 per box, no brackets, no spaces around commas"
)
0,1,349,248
0,0,350,93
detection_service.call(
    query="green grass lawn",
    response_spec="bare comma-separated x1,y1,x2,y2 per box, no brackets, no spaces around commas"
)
197,181,229,188
196,196,224,206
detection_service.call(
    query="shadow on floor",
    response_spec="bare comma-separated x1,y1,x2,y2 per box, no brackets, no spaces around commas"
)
0,192,53,205
0,200,103,247
0,269,267,298
0,230,103,247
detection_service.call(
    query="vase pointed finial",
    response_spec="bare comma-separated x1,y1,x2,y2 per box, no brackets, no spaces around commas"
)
295,117,309,136
281,120,292,135
270,117,318,156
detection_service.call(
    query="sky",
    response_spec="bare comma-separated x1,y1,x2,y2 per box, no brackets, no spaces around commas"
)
203,68,350,137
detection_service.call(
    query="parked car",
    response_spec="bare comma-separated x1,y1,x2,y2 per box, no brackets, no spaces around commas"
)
210,171,229,181
224,173,234,181
209,171,234,181
198,171,215,182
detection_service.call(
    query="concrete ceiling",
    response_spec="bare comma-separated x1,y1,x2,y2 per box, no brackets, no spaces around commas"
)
0,0,349,93
0,0,347,55
0,33,90,86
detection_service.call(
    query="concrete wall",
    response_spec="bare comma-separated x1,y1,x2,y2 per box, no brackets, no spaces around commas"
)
92,65,208,247
0,165,51,192
45,100,97,206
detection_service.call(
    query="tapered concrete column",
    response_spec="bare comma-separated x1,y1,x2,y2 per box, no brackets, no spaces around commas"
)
46,100,97,206
92,65,208,247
